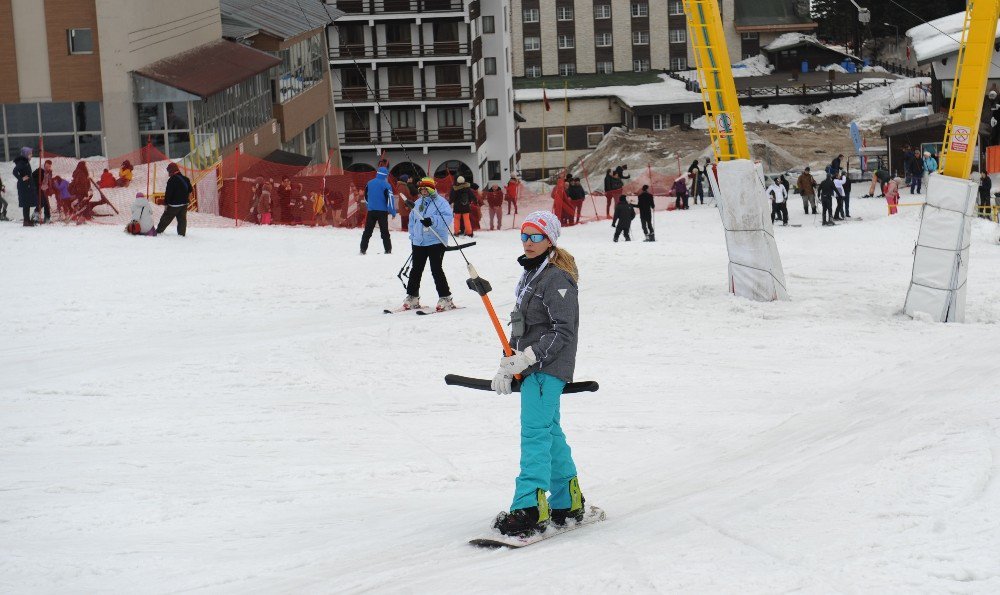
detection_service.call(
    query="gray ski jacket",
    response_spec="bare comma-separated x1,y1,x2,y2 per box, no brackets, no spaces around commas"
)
512,262,579,383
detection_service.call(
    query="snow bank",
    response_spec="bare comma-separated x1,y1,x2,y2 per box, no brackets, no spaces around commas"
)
816,63,848,73
905,12,998,63
691,77,930,129
680,54,775,79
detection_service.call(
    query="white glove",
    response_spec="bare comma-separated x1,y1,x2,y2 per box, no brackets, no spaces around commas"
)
490,348,536,395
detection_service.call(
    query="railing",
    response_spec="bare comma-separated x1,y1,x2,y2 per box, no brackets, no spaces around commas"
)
332,0,464,15
339,128,475,145
739,80,891,99
871,59,923,78
333,85,473,102
330,42,470,60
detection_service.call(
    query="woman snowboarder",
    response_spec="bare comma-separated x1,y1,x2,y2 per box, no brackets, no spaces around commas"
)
490,210,585,537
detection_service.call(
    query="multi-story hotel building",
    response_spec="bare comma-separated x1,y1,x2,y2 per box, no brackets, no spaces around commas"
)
326,0,519,184
510,0,816,78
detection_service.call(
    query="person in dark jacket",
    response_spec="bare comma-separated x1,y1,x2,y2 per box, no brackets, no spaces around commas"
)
909,150,925,194
360,166,397,254
902,146,914,187
636,184,655,241
611,195,635,242
978,169,993,218
830,154,843,176
613,164,629,180
818,176,836,226
688,160,704,204
603,169,622,218
155,162,192,236
567,177,587,224
672,175,689,210
13,147,37,226
32,159,54,223
449,175,476,236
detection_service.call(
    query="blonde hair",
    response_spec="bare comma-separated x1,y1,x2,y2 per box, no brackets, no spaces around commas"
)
549,247,579,283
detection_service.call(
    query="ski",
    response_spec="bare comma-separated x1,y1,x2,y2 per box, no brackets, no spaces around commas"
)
444,374,599,394
415,306,466,316
470,505,606,548
383,307,430,314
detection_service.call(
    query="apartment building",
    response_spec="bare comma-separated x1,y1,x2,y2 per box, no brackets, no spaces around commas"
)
510,0,816,77
326,0,519,184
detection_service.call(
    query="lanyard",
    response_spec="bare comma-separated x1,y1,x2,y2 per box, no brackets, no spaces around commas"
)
515,260,548,309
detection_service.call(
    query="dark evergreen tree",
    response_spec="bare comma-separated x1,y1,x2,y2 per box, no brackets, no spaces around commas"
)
813,0,969,50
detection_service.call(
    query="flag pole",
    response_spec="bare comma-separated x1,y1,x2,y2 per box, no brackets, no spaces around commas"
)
562,80,569,170
541,83,547,180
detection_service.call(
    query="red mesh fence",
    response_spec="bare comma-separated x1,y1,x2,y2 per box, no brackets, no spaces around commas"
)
10,138,692,232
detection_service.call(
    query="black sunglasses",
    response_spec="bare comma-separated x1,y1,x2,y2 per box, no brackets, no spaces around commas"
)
520,232,547,243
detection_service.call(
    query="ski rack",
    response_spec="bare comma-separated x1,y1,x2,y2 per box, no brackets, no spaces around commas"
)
445,374,600,394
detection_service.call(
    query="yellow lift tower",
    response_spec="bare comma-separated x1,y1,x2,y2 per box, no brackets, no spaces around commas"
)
683,0,788,302
904,1,1000,322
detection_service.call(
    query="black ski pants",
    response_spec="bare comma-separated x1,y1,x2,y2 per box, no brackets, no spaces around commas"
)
821,197,834,223
613,222,631,241
834,194,845,219
361,210,391,253
675,194,688,210
157,205,187,236
407,243,450,298
773,202,788,224
843,194,851,217
639,210,653,236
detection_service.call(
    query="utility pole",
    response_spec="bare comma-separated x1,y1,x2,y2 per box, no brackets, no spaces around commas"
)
847,0,871,61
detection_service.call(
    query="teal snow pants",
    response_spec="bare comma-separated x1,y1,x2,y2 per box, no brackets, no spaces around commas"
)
511,372,578,511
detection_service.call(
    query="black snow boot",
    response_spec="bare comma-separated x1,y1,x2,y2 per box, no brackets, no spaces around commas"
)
551,478,586,526
493,490,549,536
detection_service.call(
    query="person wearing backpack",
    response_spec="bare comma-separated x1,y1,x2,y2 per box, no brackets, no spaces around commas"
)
155,162,192,236
128,192,157,236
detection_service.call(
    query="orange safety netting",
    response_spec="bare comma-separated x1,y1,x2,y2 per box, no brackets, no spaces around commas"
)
14,139,693,233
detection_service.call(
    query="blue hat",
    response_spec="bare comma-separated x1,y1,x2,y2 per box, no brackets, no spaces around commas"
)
20,146,32,158
399,174,410,182
377,166,389,176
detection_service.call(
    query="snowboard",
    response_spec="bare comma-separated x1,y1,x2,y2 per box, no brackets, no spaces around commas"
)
469,505,606,548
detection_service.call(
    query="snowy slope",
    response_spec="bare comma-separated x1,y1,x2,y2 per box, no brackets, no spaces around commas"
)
2,196,1000,592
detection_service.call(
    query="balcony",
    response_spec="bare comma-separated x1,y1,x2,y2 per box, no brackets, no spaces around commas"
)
331,0,464,15
339,127,476,146
330,42,471,61
334,85,473,103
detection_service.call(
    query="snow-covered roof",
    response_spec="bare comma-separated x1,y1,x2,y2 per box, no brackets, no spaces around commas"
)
514,74,702,107
906,12,1000,65
763,33,856,59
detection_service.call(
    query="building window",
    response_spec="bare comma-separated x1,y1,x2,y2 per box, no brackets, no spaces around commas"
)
271,33,326,104
525,64,542,77
670,29,687,43
631,2,648,17
67,28,94,54
652,114,667,130
632,31,649,45
0,101,103,160
683,112,694,125
587,125,604,148
558,35,574,49
136,101,193,158
633,59,650,72
558,62,576,76
557,6,574,21
488,160,501,180
742,32,759,40
596,61,614,74
482,15,495,33
524,37,540,51
594,4,611,19
669,1,684,15
484,57,497,75
546,127,564,150
523,8,539,23
595,33,613,47
486,98,499,116
670,57,688,70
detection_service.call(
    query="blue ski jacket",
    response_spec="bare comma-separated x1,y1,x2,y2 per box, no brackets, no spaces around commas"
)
365,167,397,215
408,193,452,246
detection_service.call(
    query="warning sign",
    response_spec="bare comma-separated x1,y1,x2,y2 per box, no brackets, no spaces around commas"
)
716,113,733,133
950,125,971,152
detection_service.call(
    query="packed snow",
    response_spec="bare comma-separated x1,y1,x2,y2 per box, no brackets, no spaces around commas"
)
906,12,988,63
764,33,855,59
3,189,1000,591
514,74,703,107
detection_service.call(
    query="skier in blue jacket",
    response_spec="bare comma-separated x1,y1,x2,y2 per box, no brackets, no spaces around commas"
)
360,166,397,255
490,210,585,537
403,177,455,311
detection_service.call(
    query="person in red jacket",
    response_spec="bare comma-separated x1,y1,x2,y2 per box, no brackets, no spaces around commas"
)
505,175,520,214
483,182,504,230
98,168,117,189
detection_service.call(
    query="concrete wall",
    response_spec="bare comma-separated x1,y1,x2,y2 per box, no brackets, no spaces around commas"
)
610,0,633,73
481,0,518,181
95,0,222,155
10,0,52,102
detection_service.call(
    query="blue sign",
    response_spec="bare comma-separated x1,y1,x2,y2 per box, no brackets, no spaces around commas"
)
850,122,866,171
